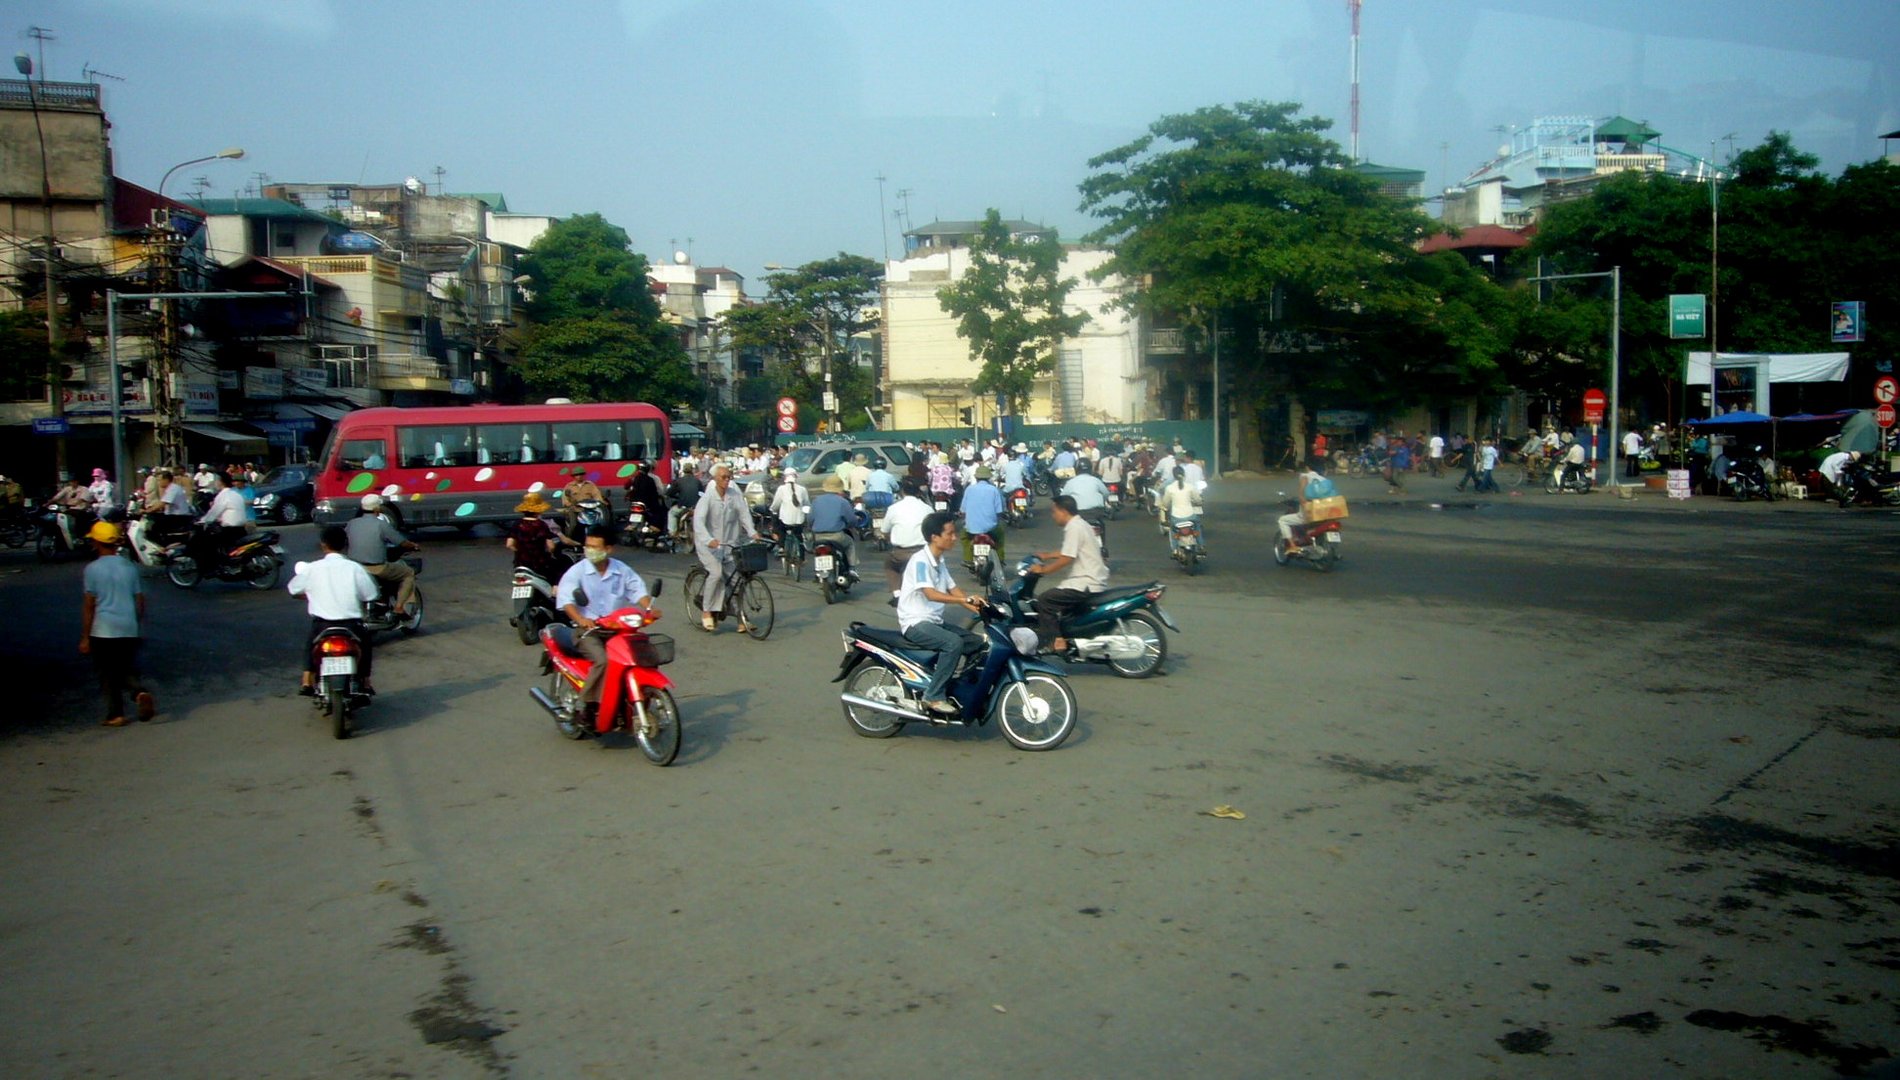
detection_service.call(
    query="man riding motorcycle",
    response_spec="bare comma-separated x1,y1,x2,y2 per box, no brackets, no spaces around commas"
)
1030,495,1109,655
192,472,250,573
347,494,418,613
561,467,609,541
809,474,862,581
558,526,654,728
1059,459,1111,554
665,460,703,538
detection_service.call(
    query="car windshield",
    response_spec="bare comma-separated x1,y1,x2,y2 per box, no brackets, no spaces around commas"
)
780,449,823,472
262,468,307,486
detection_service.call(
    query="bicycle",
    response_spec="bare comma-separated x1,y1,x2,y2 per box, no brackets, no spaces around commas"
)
683,540,775,640
779,523,806,582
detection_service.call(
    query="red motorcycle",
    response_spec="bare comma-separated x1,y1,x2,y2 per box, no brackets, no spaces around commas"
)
1275,519,1343,572
530,588,681,764
1005,487,1032,528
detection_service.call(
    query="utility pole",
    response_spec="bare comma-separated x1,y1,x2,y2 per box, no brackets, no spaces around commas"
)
149,218,188,467
15,54,68,477
875,173,890,263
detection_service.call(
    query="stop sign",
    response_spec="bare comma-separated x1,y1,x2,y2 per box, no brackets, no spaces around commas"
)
1582,388,1607,423
1876,403,1897,429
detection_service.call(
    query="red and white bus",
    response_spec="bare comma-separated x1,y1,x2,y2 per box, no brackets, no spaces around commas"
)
312,402,672,529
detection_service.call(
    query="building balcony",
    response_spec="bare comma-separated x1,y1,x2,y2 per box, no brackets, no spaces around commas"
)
1147,327,1189,355
371,355,450,392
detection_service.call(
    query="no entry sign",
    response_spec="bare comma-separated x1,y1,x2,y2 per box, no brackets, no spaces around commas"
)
1582,388,1607,423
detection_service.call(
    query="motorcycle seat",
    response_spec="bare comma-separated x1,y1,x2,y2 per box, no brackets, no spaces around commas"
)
1089,583,1156,605
544,623,578,657
849,624,943,662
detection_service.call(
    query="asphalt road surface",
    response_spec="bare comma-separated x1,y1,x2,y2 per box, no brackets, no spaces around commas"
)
2,475,1896,1078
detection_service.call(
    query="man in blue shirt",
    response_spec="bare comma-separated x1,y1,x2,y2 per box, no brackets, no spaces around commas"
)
1051,444,1078,478
1000,451,1026,494
80,521,156,726
1061,458,1112,555
558,526,652,723
861,458,899,513
810,474,861,579
959,464,1006,568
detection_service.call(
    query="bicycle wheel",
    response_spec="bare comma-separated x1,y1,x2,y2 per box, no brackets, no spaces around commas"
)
683,566,709,622
739,576,774,640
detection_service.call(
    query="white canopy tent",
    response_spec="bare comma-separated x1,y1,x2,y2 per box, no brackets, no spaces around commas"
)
1687,351,1851,417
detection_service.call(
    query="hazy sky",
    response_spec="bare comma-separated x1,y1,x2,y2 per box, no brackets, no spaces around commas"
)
18,0,1899,281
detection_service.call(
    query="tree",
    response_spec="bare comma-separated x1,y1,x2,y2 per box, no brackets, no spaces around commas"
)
0,310,51,402
935,209,1087,417
514,214,695,405
1077,101,1498,459
723,253,883,427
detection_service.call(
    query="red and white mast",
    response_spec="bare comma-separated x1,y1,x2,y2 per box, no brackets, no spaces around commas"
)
1348,0,1362,162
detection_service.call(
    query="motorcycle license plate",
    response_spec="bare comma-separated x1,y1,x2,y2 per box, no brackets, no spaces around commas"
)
974,544,991,558
1325,531,1342,544
511,586,533,599
1012,498,1026,509
934,501,948,511
319,656,356,676
815,556,835,573
271,545,285,555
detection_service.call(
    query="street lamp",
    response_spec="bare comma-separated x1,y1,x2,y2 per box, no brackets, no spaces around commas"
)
159,147,245,197
14,52,66,476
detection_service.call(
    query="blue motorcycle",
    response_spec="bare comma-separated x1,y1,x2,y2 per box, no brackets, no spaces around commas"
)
833,601,1077,751
995,555,1177,679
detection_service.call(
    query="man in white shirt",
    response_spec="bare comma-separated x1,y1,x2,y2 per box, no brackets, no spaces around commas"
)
897,511,985,716
1622,428,1644,478
193,463,220,501
1819,449,1854,491
1179,450,1207,492
880,479,934,597
558,527,653,723
194,472,251,572
1030,495,1109,654
289,526,380,696
1428,434,1445,477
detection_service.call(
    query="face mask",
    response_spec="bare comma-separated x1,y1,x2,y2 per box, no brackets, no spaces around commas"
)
584,548,609,565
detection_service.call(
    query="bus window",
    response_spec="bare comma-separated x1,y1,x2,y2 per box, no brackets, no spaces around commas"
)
400,425,476,468
476,423,550,465
552,420,624,462
623,420,663,462
339,438,387,471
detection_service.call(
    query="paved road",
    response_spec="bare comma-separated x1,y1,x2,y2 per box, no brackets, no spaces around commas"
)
2,477,1896,1078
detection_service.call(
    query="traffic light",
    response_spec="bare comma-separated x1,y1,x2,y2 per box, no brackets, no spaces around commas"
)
958,406,974,425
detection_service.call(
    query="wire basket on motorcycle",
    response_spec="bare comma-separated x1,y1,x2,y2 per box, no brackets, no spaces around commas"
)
630,632,676,667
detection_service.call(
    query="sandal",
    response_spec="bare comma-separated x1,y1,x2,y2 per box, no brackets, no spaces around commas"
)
700,615,716,632
102,716,129,727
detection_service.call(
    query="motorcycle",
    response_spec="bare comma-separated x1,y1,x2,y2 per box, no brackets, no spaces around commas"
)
1835,455,1900,508
1725,447,1775,502
1004,487,1032,528
529,583,680,764
509,560,570,646
571,498,611,535
36,501,86,561
995,555,1176,679
1170,519,1204,575
310,623,370,740
1275,518,1344,571
1106,481,1123,519
813,533,859,605
620,500,675,553
166,525,284,589
1545,461,1594,495
361,552,425,636
965,531,1005,594
122,511,177,570
833,599,1076,751
0,505,30,549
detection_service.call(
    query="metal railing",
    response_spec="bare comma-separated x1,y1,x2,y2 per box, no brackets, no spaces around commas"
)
373,356,448,380
0,79,101,108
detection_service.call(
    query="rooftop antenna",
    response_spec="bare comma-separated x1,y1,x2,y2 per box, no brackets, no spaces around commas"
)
1346,0,1362,162
81,62,125,84
25,26,54,81
431,165,447,195
894,188,914,233
875,173,890,262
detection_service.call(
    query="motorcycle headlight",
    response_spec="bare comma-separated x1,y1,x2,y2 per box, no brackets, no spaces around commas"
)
1009,627,1039,657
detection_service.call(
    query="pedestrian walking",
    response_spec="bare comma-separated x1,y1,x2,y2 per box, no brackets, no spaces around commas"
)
1623,428,1643,478
1476,437,1501,493
1428,433,1445,477
80,522,156,727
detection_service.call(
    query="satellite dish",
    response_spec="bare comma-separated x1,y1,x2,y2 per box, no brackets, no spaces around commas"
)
404,177,424,193
1497,144,1510,158
673,250,689,265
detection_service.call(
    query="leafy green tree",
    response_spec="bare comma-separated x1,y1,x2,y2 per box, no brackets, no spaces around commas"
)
0,310,51,401
514,214,694,404
935,209,1087,417
723,253,882,425
1078,101,1510,459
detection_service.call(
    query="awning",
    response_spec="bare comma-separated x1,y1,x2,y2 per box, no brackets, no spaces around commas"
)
671,422,708,440
185,422,268,447
276,400,353,421
1687,352,1851,385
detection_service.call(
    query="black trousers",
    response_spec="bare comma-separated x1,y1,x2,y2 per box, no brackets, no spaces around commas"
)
89,636,145,721
306,617,372,679
1037,587,1094,646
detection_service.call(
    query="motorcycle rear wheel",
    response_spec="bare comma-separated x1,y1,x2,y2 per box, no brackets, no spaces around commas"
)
245,553,281,590
0,523,26,549
549,670,589,739
1186,549,1202,576
635,688,681,765
1309,544,1338,572
1106,612,1167,678
326,675,352,739
843,665,906,738
994,673,1076,751
167,555,201,588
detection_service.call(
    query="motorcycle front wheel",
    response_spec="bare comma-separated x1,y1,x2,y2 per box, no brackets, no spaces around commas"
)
994,673,1076,751
842,664,906,738
514,608,541,647
0,523,27,549
399,589,424,635
635,688,681,765
1107,612,1168,679
166,555,201,588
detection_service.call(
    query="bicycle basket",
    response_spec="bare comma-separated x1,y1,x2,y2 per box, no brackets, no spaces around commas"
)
737,541,770,574
631,632,676,667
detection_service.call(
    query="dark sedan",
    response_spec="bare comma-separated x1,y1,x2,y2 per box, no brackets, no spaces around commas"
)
251,466,315,524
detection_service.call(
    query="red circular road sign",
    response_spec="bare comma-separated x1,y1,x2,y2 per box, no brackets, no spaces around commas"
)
1582,388,1607,422
776,415,797,433
776,397,798,417
1875,376,1898,405
1876,403,1897,429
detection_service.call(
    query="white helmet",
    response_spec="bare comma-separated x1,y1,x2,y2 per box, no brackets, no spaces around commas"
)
360,493,384,511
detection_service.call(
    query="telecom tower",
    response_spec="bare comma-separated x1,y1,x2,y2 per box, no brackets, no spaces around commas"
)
1348,0,1362,162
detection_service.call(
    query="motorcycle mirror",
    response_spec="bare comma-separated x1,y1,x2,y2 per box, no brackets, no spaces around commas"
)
650,578,664,598
572,586,589,607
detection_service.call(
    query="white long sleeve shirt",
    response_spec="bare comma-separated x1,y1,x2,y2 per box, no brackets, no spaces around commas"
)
287,553,378,620
199,486,250,528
